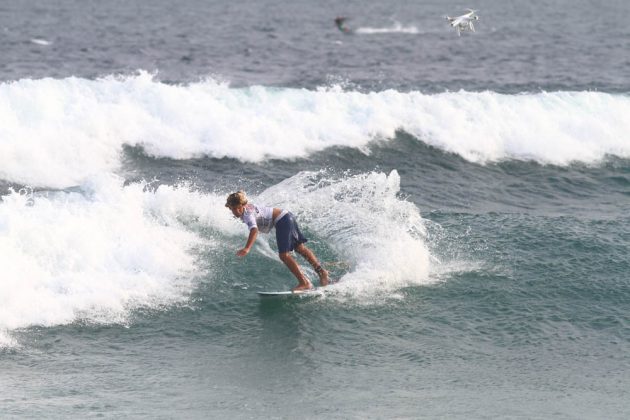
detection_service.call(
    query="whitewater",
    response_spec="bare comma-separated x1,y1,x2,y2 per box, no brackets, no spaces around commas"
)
2,73,630,188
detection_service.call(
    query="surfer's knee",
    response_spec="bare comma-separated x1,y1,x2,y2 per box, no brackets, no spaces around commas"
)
278,252,292,263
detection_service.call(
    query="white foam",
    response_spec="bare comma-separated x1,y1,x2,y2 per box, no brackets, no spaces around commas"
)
0,175,236,347
2,73,629,189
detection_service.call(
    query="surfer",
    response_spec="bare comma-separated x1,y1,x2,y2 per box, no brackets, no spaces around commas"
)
335,16,351,33
225,191,329,291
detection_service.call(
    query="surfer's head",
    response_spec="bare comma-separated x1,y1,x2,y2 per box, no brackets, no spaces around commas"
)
226,191,248,216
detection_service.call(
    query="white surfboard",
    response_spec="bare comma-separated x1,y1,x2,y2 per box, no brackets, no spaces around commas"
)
257,289,324,298
257,280,339,298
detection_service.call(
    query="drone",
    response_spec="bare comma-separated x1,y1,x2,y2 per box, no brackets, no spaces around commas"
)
445,9,479,36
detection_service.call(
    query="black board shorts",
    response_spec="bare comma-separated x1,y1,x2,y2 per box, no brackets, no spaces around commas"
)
275,212,307,253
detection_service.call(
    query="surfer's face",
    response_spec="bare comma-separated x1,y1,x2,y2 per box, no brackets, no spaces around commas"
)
229,204,245,218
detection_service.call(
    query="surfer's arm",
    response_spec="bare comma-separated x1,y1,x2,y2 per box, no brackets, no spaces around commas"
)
237,227,258,257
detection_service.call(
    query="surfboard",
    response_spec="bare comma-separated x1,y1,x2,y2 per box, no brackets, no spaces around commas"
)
257,280,339,298
257,289,324,298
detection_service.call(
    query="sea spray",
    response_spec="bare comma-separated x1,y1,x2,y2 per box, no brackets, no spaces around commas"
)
258,170,433,300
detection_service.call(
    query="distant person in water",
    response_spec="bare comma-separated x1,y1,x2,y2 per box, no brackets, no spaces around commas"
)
226,191,329,291
335,16,351,33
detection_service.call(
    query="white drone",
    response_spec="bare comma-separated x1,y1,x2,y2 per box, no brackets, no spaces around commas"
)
445,9,479,36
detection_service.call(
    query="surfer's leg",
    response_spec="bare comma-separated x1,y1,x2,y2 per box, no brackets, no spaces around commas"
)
295,244,329,286
279,252,313,291
275,212,323,289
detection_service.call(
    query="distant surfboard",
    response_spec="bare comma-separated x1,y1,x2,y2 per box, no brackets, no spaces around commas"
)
30,38,51,46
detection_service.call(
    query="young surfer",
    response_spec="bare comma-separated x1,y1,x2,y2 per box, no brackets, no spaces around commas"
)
225,191,329,291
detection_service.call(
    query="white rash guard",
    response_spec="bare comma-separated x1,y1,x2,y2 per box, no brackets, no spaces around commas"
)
240,203,287,234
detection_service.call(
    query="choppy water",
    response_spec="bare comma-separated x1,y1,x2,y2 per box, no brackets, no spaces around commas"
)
2,0,630,418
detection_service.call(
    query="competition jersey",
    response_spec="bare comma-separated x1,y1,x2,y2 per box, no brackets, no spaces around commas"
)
240,203,287,234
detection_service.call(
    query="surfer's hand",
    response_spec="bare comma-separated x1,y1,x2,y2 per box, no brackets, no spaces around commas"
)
236,248,250,257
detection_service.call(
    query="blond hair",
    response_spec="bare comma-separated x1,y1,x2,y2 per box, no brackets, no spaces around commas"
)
225,191,248,208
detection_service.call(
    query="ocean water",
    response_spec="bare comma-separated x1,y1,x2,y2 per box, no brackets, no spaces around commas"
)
1,0,630,418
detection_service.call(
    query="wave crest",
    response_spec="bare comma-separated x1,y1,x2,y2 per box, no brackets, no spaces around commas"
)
2,73,629,188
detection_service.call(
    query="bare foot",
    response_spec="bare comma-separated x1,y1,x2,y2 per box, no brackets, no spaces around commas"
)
292,281,313,292
318,268,329,287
